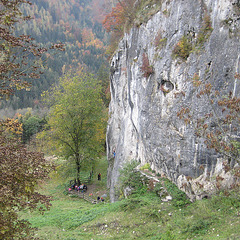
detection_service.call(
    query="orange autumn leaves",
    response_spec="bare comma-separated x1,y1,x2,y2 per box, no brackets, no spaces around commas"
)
103,2,126,33
102,0,135,57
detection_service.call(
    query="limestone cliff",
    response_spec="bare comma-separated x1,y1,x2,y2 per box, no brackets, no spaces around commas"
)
106,0,240,202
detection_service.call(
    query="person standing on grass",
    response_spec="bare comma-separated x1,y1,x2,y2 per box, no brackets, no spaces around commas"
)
98,173,101,181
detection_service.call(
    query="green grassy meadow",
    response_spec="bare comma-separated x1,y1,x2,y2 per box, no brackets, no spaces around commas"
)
21,157,240,240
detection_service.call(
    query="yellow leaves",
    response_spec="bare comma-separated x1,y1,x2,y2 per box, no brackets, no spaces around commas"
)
4,15,12,25
25,185,34,193
0,225,9,235
184,118,191,125
2,118,23,137
204,83,212,94
177,107,190,119
81,28,103,49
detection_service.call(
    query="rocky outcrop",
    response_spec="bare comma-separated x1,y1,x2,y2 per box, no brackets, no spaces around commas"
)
106,0,240,202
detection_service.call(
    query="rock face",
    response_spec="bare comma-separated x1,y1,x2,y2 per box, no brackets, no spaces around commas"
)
106,0,240,202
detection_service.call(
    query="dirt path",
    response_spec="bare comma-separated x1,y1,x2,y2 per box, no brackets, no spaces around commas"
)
86,183,107,199
68,183,108,203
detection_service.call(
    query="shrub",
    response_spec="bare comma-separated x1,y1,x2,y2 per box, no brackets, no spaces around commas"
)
196,13,213,47
103,0,136,58
154,31,167,50
154,31,162,47
163,178,191,207
173,36,192,60
104,0,165,59
154,182,163,195
140,162,151,170
140,53,154,78
118,160,149,196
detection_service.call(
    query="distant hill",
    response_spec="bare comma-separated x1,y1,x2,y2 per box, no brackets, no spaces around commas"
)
0,0,109,110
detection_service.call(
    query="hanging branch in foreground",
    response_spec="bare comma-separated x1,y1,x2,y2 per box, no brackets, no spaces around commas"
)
0,118,53,239
176,72,240,165
0,1,57,238
0,0,64,98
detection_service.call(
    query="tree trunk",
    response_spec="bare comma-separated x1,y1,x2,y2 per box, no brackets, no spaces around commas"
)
75,153,81,186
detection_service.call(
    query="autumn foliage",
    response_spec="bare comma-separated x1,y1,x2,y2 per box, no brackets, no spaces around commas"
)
177,73,240,164
0,1,55,238
103,0,135,57
0,0,64,98
0,119,53,239
140,53,154,78
173,36,192,60
103,2,126,33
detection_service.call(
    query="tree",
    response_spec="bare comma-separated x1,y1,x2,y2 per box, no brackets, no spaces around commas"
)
0,1,57,238
102,1,125,33
0,118,53,240
19,111,47,143
102,0,136,57
97,64,111,107
102,0,136,33
0,0,64,98
40,69,107,185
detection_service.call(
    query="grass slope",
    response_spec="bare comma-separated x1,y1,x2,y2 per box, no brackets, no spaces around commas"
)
21,158,240,240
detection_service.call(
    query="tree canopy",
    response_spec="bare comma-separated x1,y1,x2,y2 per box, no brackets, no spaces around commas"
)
40,69,107,184
0,118,53,239
0,1,56,238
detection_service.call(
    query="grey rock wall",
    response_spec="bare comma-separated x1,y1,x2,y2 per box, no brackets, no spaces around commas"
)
107,0,240,202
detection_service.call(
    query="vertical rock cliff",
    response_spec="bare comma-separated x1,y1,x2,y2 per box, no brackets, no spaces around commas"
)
107,0,240,202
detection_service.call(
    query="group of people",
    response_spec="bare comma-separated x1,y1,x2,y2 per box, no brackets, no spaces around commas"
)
97,196,105,202
67,176,108,203
69,183,87,192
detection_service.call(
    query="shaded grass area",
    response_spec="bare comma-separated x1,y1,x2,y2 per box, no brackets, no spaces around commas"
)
21,157,240,240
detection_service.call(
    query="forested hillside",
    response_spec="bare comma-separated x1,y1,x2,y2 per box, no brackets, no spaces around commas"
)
0,0,109,110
